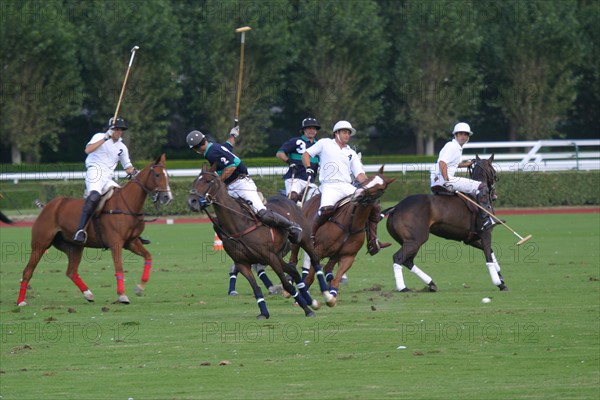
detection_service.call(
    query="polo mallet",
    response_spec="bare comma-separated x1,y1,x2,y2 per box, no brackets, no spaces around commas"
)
455,192,532,245
288,167,296,199
234,27,251,126
299,174,313,208
113,45,140,122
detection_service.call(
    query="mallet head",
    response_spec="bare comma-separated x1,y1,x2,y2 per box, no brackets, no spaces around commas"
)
235,26,252,33
131,45,140,52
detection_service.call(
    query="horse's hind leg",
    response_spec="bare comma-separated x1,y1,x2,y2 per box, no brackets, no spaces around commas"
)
17,230,62,305
236,263,270,319
62,244,94,302
125,240,152,297
392,243,437,292
17,240,50,306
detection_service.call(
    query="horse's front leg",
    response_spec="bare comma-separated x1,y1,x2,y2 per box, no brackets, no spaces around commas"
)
236,263,270,319
110,245,130,304
125,240,152,297
472,233,508,291
328,256,356,299
270,257,315,318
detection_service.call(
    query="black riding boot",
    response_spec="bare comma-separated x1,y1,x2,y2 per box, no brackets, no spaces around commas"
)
311,206,335,240
366,203,392,255
257,209,303,244
73,191,101,243
476,186,496,231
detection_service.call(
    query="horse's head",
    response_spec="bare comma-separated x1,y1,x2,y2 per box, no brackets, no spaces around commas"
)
351,166,397,204
469,154,498,200
187,165,221,212
135,153,173,205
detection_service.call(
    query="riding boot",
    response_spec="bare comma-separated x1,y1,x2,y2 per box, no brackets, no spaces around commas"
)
311,206,335,240
476,186,496,231
73,191,101,243
366,203,391,256
257,209,303,244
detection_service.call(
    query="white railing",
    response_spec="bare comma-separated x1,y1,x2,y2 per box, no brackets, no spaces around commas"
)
1,139,598,183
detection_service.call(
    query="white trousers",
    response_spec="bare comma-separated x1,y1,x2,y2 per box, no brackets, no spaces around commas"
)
431,174,481,195
319,182,357,210
227,176,266,213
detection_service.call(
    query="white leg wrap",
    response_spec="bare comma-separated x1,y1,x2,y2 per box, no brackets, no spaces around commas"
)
302,250,311,270
487,262,502,286
491,252,501,272
411,265,432,284
393,263,406,291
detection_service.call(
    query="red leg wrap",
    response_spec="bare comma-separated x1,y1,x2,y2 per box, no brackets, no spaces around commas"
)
141,259,152,283
17,281,28,304
115,273,125,295
71,273,89,292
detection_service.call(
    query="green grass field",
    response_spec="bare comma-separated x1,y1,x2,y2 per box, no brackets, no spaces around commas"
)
1,213,598,399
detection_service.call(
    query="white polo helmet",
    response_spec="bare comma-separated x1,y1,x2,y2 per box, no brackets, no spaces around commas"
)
452,122,473,136
332,120,356,136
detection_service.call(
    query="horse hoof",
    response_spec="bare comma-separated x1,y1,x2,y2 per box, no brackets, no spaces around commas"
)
135,285,144,297
428,282,438,292
326,296,337,307
256,314,269,320
498,285,509,291
118,295,130,304
281,290,292,299
268,284,283,295
17,301,28,307
310,299,321,310
228,291,238,296
83,290,95,302
397,288,411,293
305,311,316,317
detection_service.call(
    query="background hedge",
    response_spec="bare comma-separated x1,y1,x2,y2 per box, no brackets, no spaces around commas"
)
1,170,598,217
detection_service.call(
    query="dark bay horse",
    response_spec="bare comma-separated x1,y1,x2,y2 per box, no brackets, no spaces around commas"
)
299,167,396,299
187,168,333,320
385,155,508,292
17,154,173,306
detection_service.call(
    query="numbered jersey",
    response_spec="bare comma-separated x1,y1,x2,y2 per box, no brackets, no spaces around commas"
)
277,135,319,180
203,142,248,184
85,132,133,172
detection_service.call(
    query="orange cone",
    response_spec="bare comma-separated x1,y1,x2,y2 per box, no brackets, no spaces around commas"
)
212,233,224,250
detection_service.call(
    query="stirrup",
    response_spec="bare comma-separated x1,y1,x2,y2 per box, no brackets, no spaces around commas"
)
480,218,496,231
73,229,88,243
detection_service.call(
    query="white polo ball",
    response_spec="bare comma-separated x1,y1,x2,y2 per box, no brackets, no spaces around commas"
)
481,297,491,304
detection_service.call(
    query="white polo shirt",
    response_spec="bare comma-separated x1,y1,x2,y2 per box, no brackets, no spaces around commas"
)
306,138,365,184
85,133,133,193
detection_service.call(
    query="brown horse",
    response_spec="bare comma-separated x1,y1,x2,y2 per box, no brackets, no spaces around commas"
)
299,167,396,299
17,153,173,306
187,168,333,319
385,154,508,292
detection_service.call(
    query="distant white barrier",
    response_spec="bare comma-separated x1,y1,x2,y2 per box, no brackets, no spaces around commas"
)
1,139,598,183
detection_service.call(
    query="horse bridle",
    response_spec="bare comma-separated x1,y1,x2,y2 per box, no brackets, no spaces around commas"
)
469,159,498,198
189,172,219,210
352,176,387,205
131,163,170,203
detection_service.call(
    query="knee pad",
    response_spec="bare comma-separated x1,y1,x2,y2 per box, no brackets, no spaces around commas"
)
88,191,101,202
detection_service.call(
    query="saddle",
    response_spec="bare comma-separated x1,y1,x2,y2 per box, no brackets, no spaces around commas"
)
431,185,479,214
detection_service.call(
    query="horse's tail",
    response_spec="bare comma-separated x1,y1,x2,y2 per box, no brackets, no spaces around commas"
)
0,211,13,224
381,205,396,217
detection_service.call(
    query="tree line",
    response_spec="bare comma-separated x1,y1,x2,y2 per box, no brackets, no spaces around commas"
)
1,0,597,164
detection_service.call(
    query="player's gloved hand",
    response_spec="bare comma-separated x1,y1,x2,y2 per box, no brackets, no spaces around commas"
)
306,168,315,180
104,130,114,141
287,160,297,170
229,126,239,138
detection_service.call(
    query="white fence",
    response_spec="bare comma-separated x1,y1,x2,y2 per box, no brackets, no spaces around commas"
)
1,139,598,183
